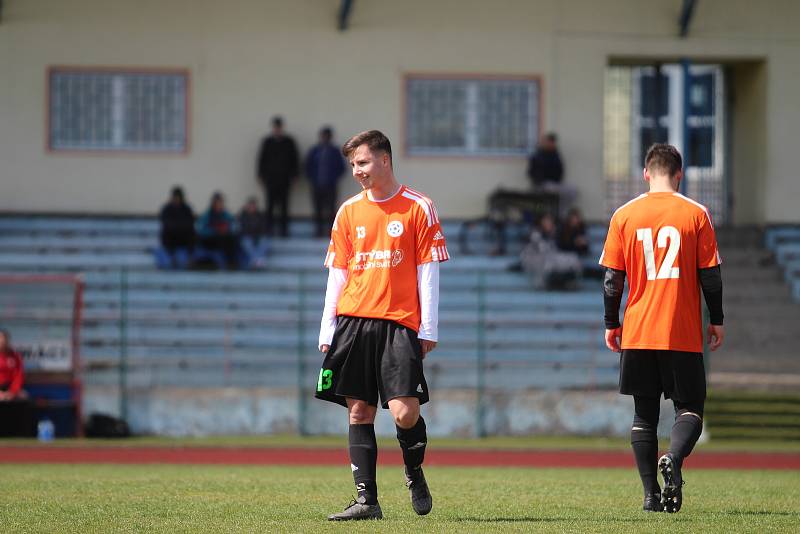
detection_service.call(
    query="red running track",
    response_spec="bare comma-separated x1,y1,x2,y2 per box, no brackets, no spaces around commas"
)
2,447,799,470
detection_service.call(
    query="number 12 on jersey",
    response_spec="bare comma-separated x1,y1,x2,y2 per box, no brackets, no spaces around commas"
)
636,226,680,280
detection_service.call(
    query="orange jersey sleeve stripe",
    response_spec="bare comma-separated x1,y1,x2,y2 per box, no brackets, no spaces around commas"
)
404,187,439,220
402,188,439,226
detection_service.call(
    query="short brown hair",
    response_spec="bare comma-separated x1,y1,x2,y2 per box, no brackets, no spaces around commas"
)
645,143,683,177
342,130,392,162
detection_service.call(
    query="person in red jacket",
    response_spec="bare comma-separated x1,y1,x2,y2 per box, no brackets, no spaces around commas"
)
0,329,24,400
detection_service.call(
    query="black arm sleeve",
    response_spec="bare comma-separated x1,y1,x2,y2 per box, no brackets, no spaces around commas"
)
699,265,724,325
603,267,626,329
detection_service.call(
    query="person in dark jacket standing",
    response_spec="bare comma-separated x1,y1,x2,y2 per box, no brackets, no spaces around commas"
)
157,186,195,269
306,126,346,237
257,116,299,237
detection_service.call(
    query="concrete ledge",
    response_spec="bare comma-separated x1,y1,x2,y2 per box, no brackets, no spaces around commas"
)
710,372,800,390
84,386,678,438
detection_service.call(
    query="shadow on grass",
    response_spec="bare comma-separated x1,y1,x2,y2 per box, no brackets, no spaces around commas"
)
711,510,800,517
449,510,800,523
449,517,645,523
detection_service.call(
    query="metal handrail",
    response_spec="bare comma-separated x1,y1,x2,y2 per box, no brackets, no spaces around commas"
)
99,268,609,435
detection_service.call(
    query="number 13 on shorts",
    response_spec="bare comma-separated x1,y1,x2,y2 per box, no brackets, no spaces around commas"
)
317,369,333,392
636,226,680,280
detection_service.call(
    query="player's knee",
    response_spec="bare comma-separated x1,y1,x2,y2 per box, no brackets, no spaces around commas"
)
348,403,374,424
392,406,419,429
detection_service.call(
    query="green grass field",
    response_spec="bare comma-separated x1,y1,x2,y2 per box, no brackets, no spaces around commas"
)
2,464,798,533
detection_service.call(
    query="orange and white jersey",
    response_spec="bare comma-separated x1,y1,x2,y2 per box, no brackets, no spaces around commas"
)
599,192,721,352
324,185,449,332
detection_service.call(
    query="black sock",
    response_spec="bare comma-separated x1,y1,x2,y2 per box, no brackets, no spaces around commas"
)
349,424,378,504
632,396,661,495
669,408,704,467
396,416,427,471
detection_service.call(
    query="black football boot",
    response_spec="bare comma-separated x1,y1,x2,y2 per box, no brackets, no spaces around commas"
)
643,492,664,512
327,496,383,521
658,453,685,513
405,466,433,515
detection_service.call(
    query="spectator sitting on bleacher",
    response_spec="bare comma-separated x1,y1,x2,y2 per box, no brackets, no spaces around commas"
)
156,186,196,269
238,196,270,268
519,213,582,290
0,329,24,401
196,191,242,270
0,329,33,437
557,208,590,256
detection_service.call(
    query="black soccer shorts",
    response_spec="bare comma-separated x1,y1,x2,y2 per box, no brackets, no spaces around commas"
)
314,316,430,409
619,349,706,403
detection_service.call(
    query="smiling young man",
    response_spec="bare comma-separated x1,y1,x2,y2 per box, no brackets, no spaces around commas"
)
600,143,724,513
315,130,448,521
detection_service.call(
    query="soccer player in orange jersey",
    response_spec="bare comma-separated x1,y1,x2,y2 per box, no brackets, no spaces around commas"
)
600,144,724,513
315,130,448,521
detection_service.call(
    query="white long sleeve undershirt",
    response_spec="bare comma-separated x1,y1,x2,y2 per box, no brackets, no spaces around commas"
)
318,267,347,350
317,261,441,349
416,261,439,342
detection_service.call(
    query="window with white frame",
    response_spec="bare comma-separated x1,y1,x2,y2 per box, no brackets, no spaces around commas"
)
48,68,189,152
630,65,722,176
405,76,540,156
604,64,727,222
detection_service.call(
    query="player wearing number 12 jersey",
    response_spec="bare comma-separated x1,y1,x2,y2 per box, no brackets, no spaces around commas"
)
599,144,724,513
316,130,448,521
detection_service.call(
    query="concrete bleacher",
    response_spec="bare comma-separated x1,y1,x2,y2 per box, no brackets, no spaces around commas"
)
764,226,800,301
0,215,613,391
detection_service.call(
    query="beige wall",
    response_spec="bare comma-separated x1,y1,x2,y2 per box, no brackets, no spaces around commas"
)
1,0,798,222
730,62,767,225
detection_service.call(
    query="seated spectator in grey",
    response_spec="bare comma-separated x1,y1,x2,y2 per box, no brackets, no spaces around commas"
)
196,192,242,270
306,126,346,237
557,208,590,256
527,133,577,217
520,213,582,290
239,197,270,268
156,186,195,269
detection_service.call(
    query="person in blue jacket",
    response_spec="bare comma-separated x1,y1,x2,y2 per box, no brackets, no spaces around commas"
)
306,126,346,237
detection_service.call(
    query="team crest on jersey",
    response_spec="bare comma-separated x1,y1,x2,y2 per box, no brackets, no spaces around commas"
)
391,249,404,267
386,220,404,237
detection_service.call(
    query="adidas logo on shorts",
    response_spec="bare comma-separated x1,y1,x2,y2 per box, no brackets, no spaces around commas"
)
432,230,444,241
416,384,424,393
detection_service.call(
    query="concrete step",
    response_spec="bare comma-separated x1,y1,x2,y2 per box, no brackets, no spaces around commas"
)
723,284,794,300
716,226,763,249
718,248,773,266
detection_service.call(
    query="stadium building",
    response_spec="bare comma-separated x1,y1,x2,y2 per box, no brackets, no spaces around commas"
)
1,1,799,437
2,0,799,224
